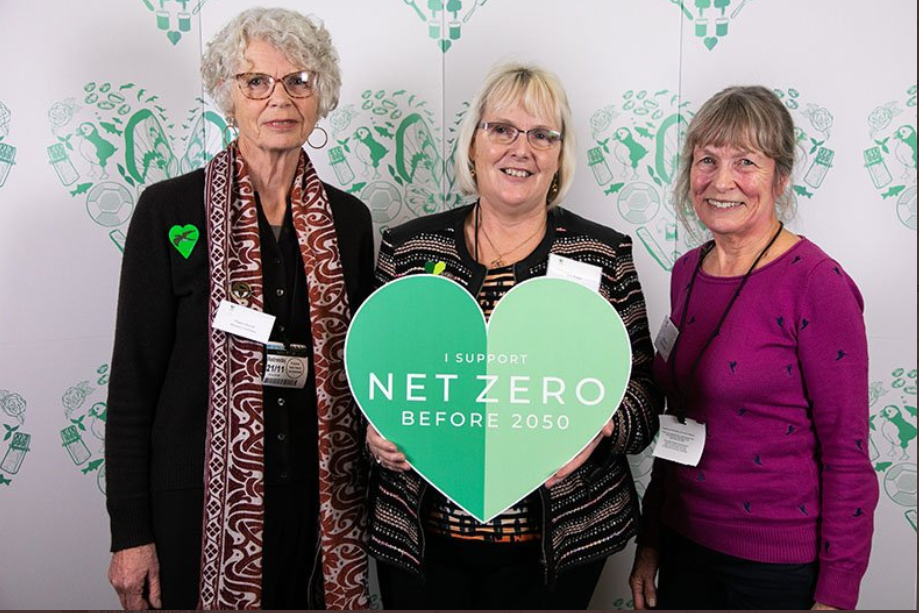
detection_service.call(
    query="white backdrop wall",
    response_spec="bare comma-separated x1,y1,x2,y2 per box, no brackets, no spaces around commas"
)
0,1,915,609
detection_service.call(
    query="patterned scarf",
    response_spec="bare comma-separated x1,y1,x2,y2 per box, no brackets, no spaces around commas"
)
200,142,368,609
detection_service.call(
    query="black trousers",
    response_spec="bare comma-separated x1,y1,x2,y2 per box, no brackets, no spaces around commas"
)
376,532,607,609
151,483,319,609
657,526,818,610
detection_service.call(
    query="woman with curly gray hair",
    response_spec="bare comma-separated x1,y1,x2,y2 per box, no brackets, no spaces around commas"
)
105,7,373,610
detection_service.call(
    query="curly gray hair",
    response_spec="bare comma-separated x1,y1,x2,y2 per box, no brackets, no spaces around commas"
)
201,7,341,119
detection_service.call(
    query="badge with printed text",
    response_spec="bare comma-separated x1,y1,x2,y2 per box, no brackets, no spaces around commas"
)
652,414,706,466
654,317,680,362
212,299,275,344
546,253,602,293
263,342,310,388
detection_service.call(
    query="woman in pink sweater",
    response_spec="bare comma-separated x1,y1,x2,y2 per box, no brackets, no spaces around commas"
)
629,85,878,610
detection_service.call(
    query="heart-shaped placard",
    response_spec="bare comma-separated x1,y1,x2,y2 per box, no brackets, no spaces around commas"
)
346,275,632,522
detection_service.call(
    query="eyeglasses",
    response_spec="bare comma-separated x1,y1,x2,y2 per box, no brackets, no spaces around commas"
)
234,71,315,100
479,122,563,150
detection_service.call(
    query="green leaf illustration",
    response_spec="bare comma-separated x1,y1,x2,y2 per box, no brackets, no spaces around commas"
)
874,461,893,472
793,184,814,198
882,185,906,199
0,475,12,486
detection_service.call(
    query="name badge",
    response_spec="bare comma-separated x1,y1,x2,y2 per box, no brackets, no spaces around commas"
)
263,342,310,389
654,316,680,362
213,299,275,344
546,253,602,293
652,414,706,466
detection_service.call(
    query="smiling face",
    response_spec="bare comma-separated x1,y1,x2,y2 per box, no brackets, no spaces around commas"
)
690,142,788,244
470,100,561,215
231,38,319,160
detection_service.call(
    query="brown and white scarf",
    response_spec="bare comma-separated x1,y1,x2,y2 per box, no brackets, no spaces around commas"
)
199,142,368,609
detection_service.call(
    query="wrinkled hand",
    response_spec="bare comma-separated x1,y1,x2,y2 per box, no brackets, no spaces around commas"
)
367,425,409,472
109,543,161,610
812,603,838,610
544,419,614,489
629,545,660,609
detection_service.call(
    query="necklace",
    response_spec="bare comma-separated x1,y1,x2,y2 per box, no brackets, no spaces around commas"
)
475,204,546,268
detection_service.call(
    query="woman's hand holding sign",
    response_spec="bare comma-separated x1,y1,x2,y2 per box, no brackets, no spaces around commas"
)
367,425,409,472
544,418,614,488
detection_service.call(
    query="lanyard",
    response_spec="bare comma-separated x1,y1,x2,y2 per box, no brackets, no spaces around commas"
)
668,222,784,423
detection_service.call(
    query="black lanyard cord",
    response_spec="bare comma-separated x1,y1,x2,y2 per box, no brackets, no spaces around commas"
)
669,221,784,424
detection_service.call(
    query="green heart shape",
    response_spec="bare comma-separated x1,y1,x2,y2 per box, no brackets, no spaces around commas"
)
168,224,199,259
166,30,182,46
704,36,719,50
346,275,632,522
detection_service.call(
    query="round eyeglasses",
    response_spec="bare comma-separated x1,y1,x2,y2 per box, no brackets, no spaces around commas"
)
234,71,315,100
479,122,563,150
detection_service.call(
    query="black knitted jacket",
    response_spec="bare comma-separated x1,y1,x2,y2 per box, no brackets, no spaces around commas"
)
367,203,663,582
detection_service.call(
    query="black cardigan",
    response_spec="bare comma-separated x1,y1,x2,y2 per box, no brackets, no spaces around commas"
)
105,169,375,551
369,204,663,581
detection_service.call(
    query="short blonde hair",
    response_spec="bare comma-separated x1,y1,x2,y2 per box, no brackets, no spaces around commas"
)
454,63,576,208
201,7,341,119
674,85,796,238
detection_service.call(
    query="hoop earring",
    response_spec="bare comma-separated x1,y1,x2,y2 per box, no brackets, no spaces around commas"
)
223,116,237,148
308,126,329,149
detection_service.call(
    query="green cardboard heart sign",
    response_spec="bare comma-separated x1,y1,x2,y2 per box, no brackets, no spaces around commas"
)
168,224,199,259
345,275,632,522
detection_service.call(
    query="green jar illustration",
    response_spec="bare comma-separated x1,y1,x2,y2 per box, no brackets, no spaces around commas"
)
1,432,31,474
61,425,91,466
329,145,355,184
588,146,613,186
864,146,893,189
48,143,79,186
803,146,834,189
0,141,16,188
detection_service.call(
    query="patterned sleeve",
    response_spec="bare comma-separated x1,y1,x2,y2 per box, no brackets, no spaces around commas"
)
374,229,399,289
601,237,663,456
798,260,878,610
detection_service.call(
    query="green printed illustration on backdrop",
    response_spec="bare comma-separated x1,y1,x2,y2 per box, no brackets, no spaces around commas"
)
0,389,32,487
670,0,756,51
399,0,487,53
772,87,838,210
59,364,111,495
0,101,16,190
325,90,467,235
862,85,917,231
346,275,632,522
588,86,836,271
587,89,696,271
868,367,917,532
46,84,230,252
139,0,205,46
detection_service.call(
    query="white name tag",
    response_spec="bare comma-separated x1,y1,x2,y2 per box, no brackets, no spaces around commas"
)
545,253,602,293
213,299,275,344
652,414,706,466
654,316,680,362
263,342,310,388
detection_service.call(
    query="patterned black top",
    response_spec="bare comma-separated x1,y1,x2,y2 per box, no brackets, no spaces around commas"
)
367,203,663,582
